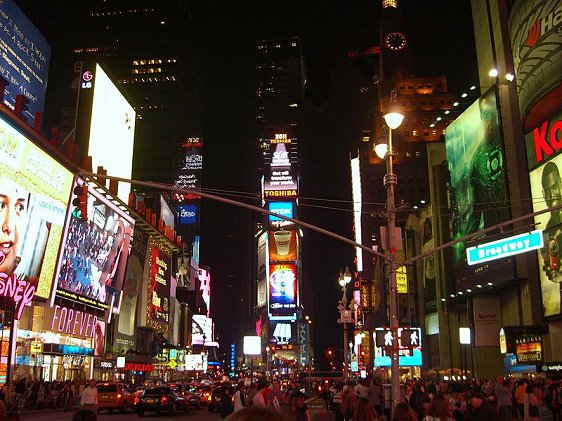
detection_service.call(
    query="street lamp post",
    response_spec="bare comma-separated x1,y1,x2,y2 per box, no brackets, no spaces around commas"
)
265,346,270,379
337,267,353,381
376,89,405,409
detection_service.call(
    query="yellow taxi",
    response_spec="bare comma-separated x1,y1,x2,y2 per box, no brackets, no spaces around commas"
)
97,382,136,413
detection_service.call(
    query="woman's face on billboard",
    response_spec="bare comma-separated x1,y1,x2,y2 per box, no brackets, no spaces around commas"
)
0,176,28,274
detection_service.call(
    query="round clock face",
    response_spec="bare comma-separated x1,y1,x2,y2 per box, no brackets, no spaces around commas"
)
385,32,407,51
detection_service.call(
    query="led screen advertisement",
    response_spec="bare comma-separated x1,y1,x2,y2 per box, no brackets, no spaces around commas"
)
147,244,171,331
177,204,198,225
420,207,437,314
0,0,51,127
268,201,295,230
268,263,298,320
54,178,134,312
114,228,149,352
528,110,562,318
0,114,73,301
192,314,216,346
269,320,296,345
444,87,513,291
87,63,136,203
264,140,298,199
268,230,297,261
175,137,203,192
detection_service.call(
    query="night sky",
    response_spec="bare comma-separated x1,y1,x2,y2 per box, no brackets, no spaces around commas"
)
15,0,478,368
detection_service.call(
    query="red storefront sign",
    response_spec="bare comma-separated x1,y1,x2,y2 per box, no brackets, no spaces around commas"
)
123,363,154,372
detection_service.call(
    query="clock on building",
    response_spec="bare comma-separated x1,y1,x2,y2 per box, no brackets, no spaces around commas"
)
385,32,407,51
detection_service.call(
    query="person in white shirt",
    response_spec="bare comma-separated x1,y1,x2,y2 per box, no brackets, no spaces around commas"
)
233,381,247,412
80,379,98,412
253,382,267,407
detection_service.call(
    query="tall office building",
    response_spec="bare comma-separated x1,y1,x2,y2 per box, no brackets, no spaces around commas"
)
254,37,311,370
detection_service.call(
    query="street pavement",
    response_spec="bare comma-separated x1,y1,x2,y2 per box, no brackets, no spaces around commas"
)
19,397,334,421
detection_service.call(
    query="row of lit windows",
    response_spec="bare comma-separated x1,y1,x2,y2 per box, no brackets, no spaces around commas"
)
119,75,176,84
73,46,118,54
132,67,163,74
133,58,176,66
90,8,155,17
135,104,166,110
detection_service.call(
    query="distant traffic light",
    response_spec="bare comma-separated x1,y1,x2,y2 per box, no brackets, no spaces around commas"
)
72,184,88,221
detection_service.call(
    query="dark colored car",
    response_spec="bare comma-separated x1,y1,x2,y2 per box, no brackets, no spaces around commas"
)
208,385,235,413
134,386,189,416
186,388,202,408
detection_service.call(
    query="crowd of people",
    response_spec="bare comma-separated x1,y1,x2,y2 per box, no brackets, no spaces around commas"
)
0,378,79,411
317,376,562,421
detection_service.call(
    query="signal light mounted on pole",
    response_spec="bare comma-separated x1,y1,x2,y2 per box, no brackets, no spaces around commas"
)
72,184,88,221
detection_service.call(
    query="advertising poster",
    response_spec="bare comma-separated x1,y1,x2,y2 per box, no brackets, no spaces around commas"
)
94,319,106,356
114,228,148,352
55,179,135,311
420,207,437,314
197,266,211,317
175,137,203,192
264,139,298,199
268,201,295,230
257,232,268,284
528,111,562,317
269,320,296,345
192,314,213,346
147,245,171,331
0,0,51,127
177,203,198,225
88,64,136,203
0,115,73,300
268,263,298,320
268,230,297,261
159,195,174,230
444,87,513,291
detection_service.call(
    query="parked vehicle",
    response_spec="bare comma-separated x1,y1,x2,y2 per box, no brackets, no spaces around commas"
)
96,383,135,413
133,386,189,416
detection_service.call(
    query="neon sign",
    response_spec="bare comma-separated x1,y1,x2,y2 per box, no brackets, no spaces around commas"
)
0,251,36,319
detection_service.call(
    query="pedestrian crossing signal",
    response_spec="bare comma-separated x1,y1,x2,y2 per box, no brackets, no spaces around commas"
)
72,185,88,221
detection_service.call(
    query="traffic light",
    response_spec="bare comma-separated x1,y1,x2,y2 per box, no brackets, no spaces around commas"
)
72,184,88,221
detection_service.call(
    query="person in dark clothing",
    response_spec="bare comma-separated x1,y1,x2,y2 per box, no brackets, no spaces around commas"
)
466,391,500,421
220,388,234,419
410,385,430,420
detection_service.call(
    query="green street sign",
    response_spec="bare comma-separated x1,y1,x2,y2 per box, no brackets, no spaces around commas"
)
466,229,544,266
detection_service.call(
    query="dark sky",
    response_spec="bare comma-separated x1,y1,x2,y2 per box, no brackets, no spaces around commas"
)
15,0,478,368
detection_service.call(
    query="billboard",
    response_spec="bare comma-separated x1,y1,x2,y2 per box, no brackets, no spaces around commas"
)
444,87,512,291
192,314,217,346
87,64,136,202
197,266,211,317
159,195,174,230
147,244,171,332
177,204,198,225
114,228,149,352
268,263,298,320
268,201,295,230
0,0,51,127
420,207,437,314
54,178,134,312
175,137,203,192
268,230,297,261
351,157,363,272
263,138,298,199
374,327,422,367
0,115,73,300
269,320,296,345
527,109,562,317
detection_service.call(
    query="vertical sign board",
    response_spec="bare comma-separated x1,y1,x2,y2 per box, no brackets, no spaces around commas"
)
268,263,298,320
420,207,437,315
263,136,298,200
351,157,363,272
444,87,513,292
146,243,171,333
526,109,562,318
0,0,51,127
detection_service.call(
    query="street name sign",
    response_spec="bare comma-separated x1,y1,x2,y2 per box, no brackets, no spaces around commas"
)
466,229,543,266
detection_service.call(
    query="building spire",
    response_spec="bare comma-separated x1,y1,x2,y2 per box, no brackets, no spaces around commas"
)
382,0,398,8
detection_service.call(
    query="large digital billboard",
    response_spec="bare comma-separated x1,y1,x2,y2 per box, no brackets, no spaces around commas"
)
268,263,298,320
114,228,149,352
0,0,51,127
175,137,203,192
192,314,217,347
420,207,437,315
54,178,134,312
147,244,171,332
0,114,73,300
268,230,298,262
87,64,136,203
263,138,298,199
198,266,211,317
444,87,513,291
527,110,562,318
268,201,295,230
269,320,296,345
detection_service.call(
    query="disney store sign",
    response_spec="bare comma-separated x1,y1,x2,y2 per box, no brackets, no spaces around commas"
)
0,251,36,319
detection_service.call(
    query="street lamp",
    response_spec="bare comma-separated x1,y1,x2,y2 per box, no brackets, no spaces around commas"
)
376,88,405,410
337,266,353,381
265,346,270,379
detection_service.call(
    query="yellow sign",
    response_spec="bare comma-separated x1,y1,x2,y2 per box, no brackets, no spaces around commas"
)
31,342,43,354
168,359,177,369
396,266,408,293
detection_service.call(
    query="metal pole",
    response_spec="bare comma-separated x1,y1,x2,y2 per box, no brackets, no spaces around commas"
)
385,126,401,409
342,283,349,382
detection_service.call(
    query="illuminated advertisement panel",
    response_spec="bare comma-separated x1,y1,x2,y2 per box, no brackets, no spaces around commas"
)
0,115,73,301
175,137,203,192
159,195,174,229
420,207,437,314
177,204,198,225
192,314,217,346
87,64,136,202
268,230,297,262
147,244,171,332
268,201,295,230
114,228,148,352
374,327,422,367
264,139,298,199
268,263,298,320
527,109,562,318
0,0,51,127
198,266,211,317
54,178,134,311
351,157,363,272
185,353,207,371
444,87,513,291
269,320,296,345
